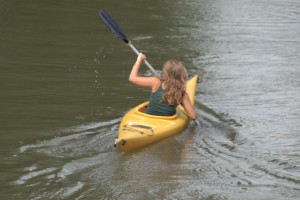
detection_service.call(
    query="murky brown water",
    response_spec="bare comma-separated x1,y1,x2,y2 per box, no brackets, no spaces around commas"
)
1,0,300,199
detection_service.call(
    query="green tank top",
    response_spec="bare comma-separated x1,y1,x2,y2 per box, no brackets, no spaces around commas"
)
144,86,177,116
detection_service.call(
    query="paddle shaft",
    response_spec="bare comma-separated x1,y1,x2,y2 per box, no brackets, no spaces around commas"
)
128,42,159,76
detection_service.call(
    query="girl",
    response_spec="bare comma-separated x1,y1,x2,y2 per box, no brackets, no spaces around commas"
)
129,53,197,120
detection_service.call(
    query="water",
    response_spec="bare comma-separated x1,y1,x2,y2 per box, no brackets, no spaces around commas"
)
1,0,300,199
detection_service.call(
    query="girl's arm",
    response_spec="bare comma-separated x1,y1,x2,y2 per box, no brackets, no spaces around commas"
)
129,53,158,89
181,92,197,120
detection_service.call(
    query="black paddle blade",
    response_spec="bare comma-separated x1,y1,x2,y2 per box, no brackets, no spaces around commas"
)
98,9,129,43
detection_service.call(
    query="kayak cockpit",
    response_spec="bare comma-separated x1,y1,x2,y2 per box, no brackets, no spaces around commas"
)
134,102,178,119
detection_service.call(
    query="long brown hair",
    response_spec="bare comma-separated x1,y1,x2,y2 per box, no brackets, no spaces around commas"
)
160,59,187,105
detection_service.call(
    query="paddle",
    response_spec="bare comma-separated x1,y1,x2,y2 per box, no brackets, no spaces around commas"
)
98,9,158,76
98,9,200,125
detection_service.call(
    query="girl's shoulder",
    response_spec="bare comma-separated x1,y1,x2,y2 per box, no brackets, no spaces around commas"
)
148,76,160,84
151,76,161,92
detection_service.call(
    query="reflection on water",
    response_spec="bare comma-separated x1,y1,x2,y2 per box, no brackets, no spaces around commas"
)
1,0,300,199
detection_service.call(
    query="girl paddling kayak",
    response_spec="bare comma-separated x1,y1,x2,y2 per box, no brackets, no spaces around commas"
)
129,53,197,120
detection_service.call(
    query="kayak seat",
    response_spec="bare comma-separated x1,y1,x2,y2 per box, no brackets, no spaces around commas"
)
138,105,147,113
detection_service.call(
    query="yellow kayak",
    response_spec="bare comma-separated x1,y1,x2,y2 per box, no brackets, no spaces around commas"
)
115,75,198,152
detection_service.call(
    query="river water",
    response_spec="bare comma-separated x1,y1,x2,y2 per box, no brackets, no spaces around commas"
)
1,0,300,199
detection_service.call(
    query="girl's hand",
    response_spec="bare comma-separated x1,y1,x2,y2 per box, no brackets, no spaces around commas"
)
137,53,146,62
